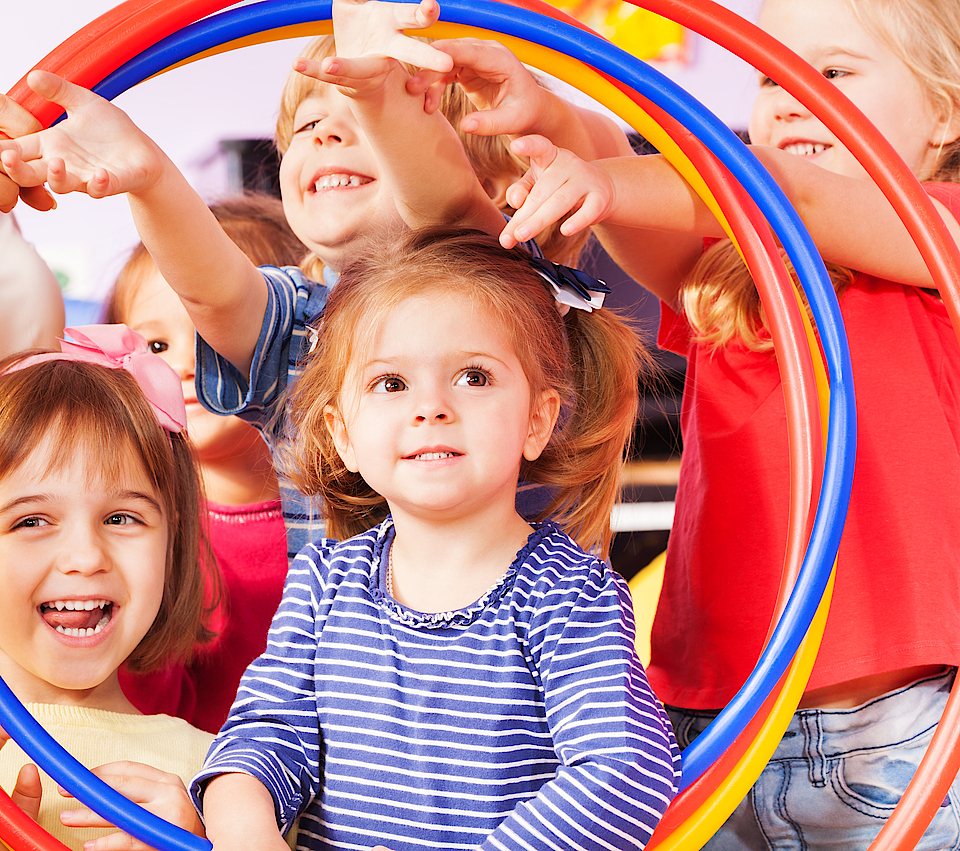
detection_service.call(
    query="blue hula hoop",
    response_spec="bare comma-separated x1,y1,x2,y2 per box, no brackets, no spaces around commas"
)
0,3,855,849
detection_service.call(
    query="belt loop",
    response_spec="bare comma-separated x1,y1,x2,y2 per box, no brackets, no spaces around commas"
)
801,711,828,787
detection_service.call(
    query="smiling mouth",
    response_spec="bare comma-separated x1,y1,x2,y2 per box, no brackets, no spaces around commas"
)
313,173,373,191
406,451,461,461
780,141,829,157
40,599,114,637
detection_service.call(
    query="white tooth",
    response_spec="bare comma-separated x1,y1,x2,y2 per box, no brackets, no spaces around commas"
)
349,175,361,187
64,601,75,611
55,601,66,611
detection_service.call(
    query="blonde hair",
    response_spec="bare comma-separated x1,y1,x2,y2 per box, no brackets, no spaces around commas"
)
683,0,960,350
104,193,307,323
285,226,649,556
274,35,589,284
0,356,211,672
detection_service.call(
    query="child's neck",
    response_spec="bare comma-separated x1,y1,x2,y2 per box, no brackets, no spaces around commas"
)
387,506,534,614
201,455,280,507
2,668,141,715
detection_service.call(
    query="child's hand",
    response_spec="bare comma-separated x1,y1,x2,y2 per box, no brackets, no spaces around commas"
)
308,0,453,94
0,71,166,201
500,135,616,249
58,761,204,851
406,37,547,130
0,729,43,822
0,94,56,213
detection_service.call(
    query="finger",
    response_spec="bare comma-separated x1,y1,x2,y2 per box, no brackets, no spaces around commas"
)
509,134,558,166
0,177,18,214
0,149,51,188
0,94,42,139
405,68,454,96
20,185,57,212
382,36,454,74
316,55,395,86
420,80,446,115
12,764,42,822
78,830,154,851
460,104,526,138
25,70,98,116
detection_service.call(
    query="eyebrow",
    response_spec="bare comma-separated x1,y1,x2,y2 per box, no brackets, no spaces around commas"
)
364,351,511,370
0,490,164,516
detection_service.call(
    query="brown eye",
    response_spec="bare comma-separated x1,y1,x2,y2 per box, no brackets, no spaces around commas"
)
148,340,169,354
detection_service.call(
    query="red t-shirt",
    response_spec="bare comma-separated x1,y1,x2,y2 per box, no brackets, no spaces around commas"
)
647,183,960,709
120,499,288,732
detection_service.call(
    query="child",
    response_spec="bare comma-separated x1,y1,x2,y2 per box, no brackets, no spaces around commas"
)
499,0,960,845
189,226,681,851
0,325,214,850
105,194,305,733
0,0,633,560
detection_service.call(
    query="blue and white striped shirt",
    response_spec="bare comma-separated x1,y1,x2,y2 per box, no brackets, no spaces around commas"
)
195,265,331,560
192,520,681,851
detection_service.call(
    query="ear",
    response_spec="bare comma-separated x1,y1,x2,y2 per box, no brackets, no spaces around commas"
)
523,389,562,462
324,405,359,473
482,174,515,210
932,107,960,153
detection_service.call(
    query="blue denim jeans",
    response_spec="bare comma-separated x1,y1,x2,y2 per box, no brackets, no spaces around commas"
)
667,668,960,851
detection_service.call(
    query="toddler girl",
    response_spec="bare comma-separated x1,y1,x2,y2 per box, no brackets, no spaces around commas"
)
105,194,305,733
190,227,681,851
0,325,214,849
500,0,960,846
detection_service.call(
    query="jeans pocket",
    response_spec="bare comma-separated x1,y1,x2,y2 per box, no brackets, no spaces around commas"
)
834,749,960,850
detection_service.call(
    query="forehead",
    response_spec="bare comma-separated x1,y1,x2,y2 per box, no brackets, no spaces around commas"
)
365,291,517,363
758,0,871,55
6,427,156,496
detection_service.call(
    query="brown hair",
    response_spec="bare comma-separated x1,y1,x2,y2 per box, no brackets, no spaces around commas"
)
103,193,307,324
0,356,211,672
284,226,649,556
274,36,589,284
683,0,960,351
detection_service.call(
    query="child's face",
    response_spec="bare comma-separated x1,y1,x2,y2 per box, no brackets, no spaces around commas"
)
279,85,406,272
0,436,167,706
124,267,268,466
749,0,952,180
325,291,559,524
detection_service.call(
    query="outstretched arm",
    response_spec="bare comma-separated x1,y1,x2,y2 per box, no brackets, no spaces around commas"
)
0,71,266,373
501,136,960,301
298,0,504,234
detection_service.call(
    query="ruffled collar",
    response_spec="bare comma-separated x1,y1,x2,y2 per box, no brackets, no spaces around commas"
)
368,518,553,629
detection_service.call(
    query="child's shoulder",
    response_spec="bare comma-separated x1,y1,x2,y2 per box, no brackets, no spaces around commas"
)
517,522,615,591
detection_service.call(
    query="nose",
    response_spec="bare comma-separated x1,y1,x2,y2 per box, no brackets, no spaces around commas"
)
413,382,453,424
169,349,195,384
771,84,810,122
311,101,357,147
58,523,110,576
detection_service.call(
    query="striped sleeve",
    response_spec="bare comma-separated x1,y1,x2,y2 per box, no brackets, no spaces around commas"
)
482,546,681,851
190,543,334,832
194,265,327,427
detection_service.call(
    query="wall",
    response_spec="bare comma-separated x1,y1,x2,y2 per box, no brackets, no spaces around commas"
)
2,0,760,301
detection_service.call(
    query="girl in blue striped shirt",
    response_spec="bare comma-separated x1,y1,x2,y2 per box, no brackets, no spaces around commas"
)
191,227,681,851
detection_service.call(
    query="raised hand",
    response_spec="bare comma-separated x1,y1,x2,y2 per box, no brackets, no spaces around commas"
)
0,71,167,201
499,135,616,248
58,761,204,851
296,0,453,96
406,38,547,130
0,93,56,212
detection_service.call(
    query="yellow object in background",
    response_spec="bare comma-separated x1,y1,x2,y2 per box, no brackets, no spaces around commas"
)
628,550,666,666
542,1,686,62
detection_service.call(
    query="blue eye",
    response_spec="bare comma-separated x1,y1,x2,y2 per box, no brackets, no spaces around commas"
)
456,370,489,387
372,376,407,393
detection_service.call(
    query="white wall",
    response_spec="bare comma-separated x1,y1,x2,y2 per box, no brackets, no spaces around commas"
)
2,0,759,302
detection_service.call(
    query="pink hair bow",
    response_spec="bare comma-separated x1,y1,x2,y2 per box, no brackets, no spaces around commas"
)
9,324,187,434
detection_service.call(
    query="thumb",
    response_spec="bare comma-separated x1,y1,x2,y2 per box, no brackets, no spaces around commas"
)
26,70,92,114
12,763,42,822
